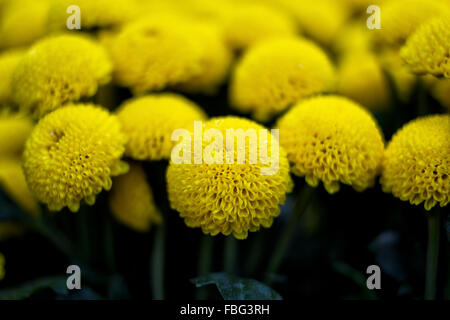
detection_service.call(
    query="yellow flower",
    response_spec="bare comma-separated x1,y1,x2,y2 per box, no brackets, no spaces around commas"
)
23,104,128,212
109,162,162,232
0,157,40,216
11,34,112,118
379,49,417,102
47,0,139,31
106,16,204,93
337,52,391,111
381,114,449,211
116,93,207,161
276,95,385,194
374,0,450,47
0,252,5,280
220,3,297,51
0,49,26,105
167,116,293,240
275,0,350,46
0,223,23,242
333,22,373,55
0,0,50,49
0,111,34,157
176,22,233,94
230,37,335,122
400,17,450,78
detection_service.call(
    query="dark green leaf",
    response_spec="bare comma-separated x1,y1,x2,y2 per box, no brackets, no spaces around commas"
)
0,276,67,300
191,272,282,300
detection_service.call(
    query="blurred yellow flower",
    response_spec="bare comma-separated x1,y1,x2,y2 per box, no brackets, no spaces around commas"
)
0,252,4,280
11,34,112,118
0,111,34,157
0,49,26,105
117,93,207,161
167,116,293,240
0,157,40,216
276,0,350,46
109,162,162,232
381,115,449,211
276,96,384,194
374,0,450,47
176,22,232,94
230,37,335,122
47,0,139,31
379,49,417,102
337,52,391,111
426,77,450,111
401,17,450,78
333,22,373,55
0,0,50,49
106,16,204,93
220,3,297,51
23,104,128,212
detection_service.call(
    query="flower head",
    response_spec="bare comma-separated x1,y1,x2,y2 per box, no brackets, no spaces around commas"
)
0,49,26,105
0,157,40,216
0,0,50,49
117,94,207,161
47,0,139,31
220,3,297,51
167,116,293,240
337,52,391,111
230,37,335,122
176,22,232,94
23,104,128,212
276,0,350,46
374,0,450,47
381,115,449,211
106,16,204,93
109,162,162,232
400,17,450,78
276,95,384,194
0,111,34,157
11,34,112,118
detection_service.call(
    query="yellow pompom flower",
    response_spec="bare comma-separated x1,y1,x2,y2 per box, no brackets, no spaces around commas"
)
400,17,450,78
381,115,449,211
167,116,293,240
337,52,391,111
106,16,204,93
23,104,128,212
0,0,50,49
230,37,335,122
176,22,233,94
47,0,139,31
276,96,385,194
109,162,162,232
0,252,5,280
0,157,40,216
333,22,373,55
11,34,112,118
220,3,297,51
117,93,207,161
0,49,26,105
374,0,450,47
0,111,34,157
276,0,350,46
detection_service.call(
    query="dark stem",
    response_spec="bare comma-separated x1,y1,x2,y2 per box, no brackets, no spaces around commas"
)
151,224,166,300
425,210,441,300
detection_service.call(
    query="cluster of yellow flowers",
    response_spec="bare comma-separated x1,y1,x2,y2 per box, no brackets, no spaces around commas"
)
0,0,448,245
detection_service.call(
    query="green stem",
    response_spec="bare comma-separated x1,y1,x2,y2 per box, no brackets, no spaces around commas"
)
265,185,314,283
425,210,441,300
197,235,214,300
151,224,166,300
244,232,264,275
77,208,90,264
224,236,237,274
104,213,116,273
